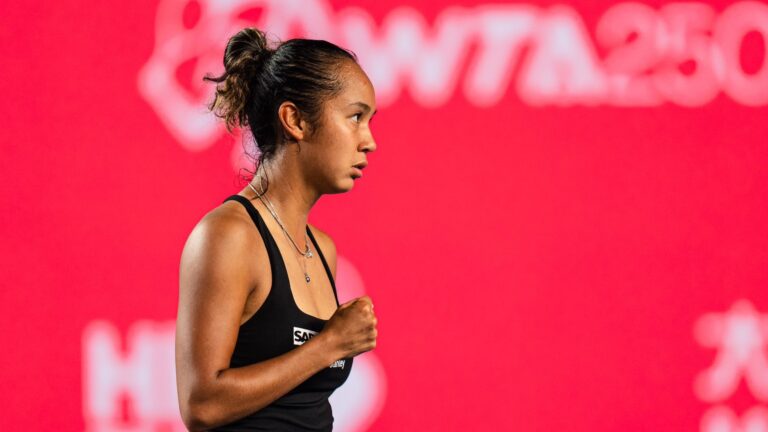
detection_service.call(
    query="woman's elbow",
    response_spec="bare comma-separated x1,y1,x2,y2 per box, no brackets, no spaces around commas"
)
179,396,210,432
180,397,216,432
178,376,223,432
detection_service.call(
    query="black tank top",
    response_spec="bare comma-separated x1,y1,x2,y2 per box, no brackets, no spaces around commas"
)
211,195,353,431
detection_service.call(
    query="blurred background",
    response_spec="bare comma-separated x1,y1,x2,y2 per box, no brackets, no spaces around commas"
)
2,0,768,430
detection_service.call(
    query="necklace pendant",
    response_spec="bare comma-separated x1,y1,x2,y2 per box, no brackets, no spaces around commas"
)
305,273,311,283
307,250,313,258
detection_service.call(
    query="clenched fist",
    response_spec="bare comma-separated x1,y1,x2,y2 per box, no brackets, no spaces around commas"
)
322,295,378,359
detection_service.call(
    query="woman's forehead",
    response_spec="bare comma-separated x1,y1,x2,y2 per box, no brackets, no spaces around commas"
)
334,66,376,107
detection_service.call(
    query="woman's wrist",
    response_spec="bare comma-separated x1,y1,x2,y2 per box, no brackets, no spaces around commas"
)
310,331,345,365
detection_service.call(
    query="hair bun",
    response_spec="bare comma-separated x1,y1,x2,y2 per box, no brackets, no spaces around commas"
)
224,27,272,77
203,27,273,131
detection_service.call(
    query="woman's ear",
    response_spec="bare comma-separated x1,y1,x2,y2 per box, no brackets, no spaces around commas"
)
277,101,307,142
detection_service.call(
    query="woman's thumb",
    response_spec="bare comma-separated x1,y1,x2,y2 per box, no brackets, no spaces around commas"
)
338,298,358,309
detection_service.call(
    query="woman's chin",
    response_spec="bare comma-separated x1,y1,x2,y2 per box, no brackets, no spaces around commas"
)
326,177,356,194
343,176,357,191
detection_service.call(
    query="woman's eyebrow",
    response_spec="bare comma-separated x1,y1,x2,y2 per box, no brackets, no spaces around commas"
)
347,102,377,116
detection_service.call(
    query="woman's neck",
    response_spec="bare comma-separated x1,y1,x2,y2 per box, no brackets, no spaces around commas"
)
248,155,319,244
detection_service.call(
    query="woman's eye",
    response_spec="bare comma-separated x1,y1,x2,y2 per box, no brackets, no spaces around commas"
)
352,113,362,122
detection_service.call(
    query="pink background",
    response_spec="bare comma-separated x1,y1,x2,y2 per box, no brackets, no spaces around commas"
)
2,0,768,430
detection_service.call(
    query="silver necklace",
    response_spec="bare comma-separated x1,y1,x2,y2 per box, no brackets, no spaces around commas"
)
248,181,315,284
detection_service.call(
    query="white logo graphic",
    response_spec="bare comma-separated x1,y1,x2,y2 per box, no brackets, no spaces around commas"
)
82,320,182,432
694,299,768,432
293,326,318,346
138,0,768,155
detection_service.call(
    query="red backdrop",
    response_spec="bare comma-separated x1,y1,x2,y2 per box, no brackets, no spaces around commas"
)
2,0,768,430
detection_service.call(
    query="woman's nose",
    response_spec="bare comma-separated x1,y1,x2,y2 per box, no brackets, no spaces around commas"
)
362,136,377,153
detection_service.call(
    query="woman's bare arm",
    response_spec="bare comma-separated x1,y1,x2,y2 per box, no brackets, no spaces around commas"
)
175,213,343,431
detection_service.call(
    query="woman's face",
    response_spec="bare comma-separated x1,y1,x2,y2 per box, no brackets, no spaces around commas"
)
303,60,377,194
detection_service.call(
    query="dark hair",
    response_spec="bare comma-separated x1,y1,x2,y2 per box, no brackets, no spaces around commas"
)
204,27,357,178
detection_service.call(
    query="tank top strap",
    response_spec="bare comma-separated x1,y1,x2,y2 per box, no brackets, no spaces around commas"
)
223,195,272,243
306,226,340,305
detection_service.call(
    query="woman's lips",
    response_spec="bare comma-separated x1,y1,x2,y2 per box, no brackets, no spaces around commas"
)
352,167,363,178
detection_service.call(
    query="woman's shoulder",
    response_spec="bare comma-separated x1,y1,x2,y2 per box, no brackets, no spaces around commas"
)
195,200,260,245
181,200,267,275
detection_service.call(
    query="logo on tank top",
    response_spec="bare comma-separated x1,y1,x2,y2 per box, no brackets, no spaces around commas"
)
293,326,318,345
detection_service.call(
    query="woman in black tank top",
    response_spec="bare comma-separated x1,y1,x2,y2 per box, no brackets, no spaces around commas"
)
176,27,379,431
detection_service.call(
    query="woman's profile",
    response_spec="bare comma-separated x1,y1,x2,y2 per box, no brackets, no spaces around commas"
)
175,27,379,431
